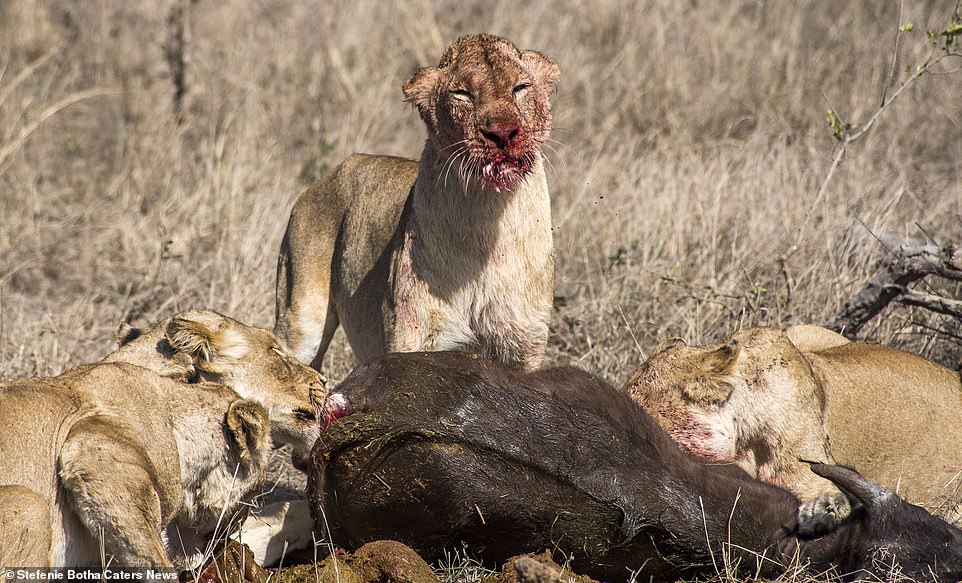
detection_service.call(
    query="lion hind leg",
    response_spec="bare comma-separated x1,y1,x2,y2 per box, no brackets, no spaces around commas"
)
274,210,339,368
58,416,174,568
0,485,53,569
311,304,340,372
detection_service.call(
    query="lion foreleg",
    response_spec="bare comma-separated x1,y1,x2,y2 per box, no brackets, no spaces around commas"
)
0,485,53,569
59,416,174,568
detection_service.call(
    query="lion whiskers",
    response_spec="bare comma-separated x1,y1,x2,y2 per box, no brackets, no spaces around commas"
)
438,143,469,189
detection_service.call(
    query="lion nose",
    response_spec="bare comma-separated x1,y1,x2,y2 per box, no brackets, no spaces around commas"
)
481,123,520,148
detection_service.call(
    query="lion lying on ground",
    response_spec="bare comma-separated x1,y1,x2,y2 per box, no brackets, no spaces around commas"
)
0,362,271,568
626,326,962,531
104,309,326,470
274,34,560,372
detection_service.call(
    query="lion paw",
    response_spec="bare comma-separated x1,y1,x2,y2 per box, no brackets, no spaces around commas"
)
797,491,852,537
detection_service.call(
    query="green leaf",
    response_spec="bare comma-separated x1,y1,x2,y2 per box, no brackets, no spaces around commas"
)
899,22,914,32
942,21,962,38
825,109,850,141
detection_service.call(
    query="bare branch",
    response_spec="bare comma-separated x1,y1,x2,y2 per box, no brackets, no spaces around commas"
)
893,287,962,319
828,241,962,335
881,0,905,107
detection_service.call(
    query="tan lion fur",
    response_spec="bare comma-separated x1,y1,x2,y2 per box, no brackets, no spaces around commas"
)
274,34,560,372
103,309,325,469
626,326,962,531
0,363,271,569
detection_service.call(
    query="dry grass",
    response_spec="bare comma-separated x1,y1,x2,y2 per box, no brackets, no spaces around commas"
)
1,0,961,580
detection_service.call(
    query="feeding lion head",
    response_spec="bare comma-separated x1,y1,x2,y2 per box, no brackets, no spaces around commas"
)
627,326,962,532
106,309,325,469
626,329,849,534
403,34,560,192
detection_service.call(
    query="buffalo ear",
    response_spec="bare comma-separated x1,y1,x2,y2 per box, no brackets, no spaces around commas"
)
115,321,143,347
521,49,561,92
165,316,249,372
809,463,894,509
225,399,271,468
403,65,441,121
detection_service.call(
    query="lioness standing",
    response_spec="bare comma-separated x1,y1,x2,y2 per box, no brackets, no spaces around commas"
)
275,34,560,371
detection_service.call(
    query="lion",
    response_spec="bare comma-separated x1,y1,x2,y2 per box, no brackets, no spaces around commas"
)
103,309,326,470
0,362,271,568
274,34,560,372
625,326,962,532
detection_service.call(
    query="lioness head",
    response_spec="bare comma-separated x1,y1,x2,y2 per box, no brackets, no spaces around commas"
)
108,310,325,470
626,337,742,463
403,34,560,192
627,329,834,469
626,328,848,533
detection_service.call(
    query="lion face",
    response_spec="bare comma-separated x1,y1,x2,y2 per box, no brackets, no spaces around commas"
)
110,310,326,470
627,329,839,499
182,322,325,470
626,338,741,463
403,34,560,192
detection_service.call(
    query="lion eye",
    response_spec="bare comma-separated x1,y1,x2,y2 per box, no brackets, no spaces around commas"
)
449,89,474,103
513,83,531,95
294,408,317,422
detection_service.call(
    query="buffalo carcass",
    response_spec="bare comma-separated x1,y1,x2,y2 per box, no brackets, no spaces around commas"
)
308,351,962,582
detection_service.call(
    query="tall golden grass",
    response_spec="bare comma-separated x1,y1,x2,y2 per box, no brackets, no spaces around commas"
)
2,0,960,382
1,2,961,579
2,0,958,384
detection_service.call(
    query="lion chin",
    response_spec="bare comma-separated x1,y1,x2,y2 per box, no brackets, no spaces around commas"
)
478,154,533,192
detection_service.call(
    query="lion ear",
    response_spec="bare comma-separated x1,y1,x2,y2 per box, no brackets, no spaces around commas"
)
682,343,740,404
403,65,440,120
704,342,740,378
653,337,687,355
521,49,561,92
115,321,143,347
225,399,271,468
165,316,249,372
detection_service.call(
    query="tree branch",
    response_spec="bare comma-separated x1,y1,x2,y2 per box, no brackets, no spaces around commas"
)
828,241,961,335
894,286,962,319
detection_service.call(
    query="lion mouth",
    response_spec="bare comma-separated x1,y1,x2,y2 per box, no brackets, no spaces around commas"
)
479,154,532,192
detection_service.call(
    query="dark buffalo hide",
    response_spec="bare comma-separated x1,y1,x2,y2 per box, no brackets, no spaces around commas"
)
308,351,962,582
